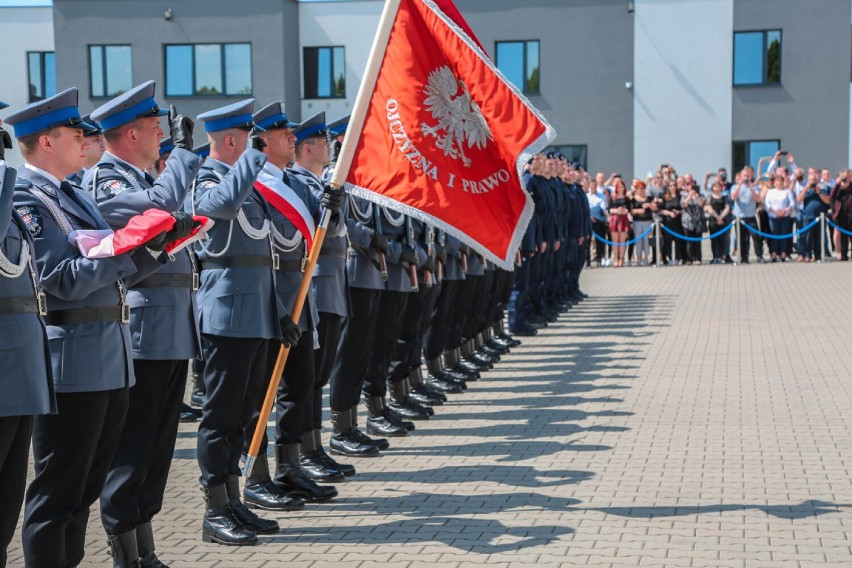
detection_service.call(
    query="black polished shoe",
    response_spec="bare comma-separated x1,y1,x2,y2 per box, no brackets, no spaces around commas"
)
225,476,278,535
408,368,446,404
510,325,537,337
300,450,346,483
242,453,306,511
329,408,381,457
388,380,432,420
200,484,257,546
315,447,356,477
274,444,338,503
136,522,168,568
352,427,390,451
364,395,409,436
385,405,416,431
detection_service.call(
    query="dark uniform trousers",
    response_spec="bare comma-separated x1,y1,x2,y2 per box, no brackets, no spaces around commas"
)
508,254,532,330
363,290,409,396
460,274,487,343
329,287,382,412
314,313,345,430
0,415,33,565
23,388,129,568
99,359,188,534
423,278,460,360
197,335,268,487
388,282,441,383
273,334,315,446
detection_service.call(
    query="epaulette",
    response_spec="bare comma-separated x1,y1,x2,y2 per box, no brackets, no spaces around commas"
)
14,179,33,191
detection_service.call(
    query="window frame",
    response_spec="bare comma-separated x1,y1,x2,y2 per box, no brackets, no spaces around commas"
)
163,42,253,97
302,45,346,100
732,29,782,87
495,39,541,94
26,51,55,103
88,44,133,99
732,139,780,176
545,144,588,171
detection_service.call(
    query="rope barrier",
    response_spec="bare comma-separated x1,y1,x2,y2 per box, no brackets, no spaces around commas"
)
659,223,734,242
593,224,654,247
740,217,819,239
826,218,852,237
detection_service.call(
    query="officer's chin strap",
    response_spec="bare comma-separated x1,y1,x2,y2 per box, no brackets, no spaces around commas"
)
243,203,333,478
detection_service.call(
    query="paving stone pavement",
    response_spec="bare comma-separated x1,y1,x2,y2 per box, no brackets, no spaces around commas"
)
8,262,852,567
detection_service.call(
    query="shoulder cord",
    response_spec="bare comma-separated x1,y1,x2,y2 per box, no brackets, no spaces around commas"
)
0,233,30,278
270,222,302,252
383,207,404,226
349,194,373,223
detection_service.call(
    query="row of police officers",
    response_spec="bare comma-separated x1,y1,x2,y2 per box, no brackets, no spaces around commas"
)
0,80,587,566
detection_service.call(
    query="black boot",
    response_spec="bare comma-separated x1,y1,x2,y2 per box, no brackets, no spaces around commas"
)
106,530,141,568
461,339,493,370
443,348,480,380
274,443,338,503
311,428,356,476
424,357,466,393
387,380,432,419
408,367,446,405
136,522,167,568
329,407,381,457
474,333,502,362
365,395,409,437
200,483,257,546
300,430,345,482
243,453,306,511
350,404,390,450
484,327,511,353
225,475,279,535
190,362,205,408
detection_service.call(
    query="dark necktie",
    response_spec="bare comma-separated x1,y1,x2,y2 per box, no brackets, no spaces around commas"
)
144,172,156,186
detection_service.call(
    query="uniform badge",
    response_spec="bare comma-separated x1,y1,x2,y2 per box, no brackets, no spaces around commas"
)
99,179,130,197
16,206,43,237
198,180,218,191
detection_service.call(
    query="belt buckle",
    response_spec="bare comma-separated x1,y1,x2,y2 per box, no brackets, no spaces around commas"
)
37,292,48,316
300,255,308,273
121,303,131,324
272,253,280,271
192,272,200,291
346,249,351,261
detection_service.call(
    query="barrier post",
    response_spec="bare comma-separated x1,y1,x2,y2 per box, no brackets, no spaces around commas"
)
820,213,826,263
654,219,661,268
735,218,741,265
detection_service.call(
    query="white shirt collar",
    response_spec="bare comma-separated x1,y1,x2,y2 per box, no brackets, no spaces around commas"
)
262,162,284,180
24,163,61,188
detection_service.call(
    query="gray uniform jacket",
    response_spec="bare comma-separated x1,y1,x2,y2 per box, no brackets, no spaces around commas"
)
291,163,350,318
442,233,465,281
345,195,387,291
82,149,202,360
256,162,318,333
187,151,286,340
13,167,160,393
0,164,55,416
379,209,425,293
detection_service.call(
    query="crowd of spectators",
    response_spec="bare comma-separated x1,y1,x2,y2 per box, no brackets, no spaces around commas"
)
582,151,852,266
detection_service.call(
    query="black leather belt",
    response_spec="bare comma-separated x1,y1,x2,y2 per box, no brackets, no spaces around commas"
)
0,296,41,316
44,305,130,326
202,256,274,270
276,259,305,273
320,248,348,260
134,273,198,290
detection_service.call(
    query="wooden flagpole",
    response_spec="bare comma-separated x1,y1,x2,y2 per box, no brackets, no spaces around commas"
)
243,0,404,477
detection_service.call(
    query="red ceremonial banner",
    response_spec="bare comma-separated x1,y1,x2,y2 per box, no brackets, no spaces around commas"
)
341,0,555,269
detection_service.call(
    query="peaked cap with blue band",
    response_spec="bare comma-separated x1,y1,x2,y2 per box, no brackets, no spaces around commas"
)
193,142,210,158
0,100,8,110
328,114,350,137
197,99,260,133
293,111,327,144
4,88,96,138
159,137,175,155
253,101,297,131
90,80,168,131
80,114,103,137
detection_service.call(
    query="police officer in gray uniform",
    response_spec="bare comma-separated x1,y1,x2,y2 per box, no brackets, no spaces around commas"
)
82,80,201,566
7,88,166,568
189,99,300,546
66,114,105,187
0,101,55,568
278,111,350,486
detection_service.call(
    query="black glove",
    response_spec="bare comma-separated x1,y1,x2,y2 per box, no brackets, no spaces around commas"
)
400,246,418,266
0,127,12,161
168,105,194,151
370,231,389,254
422,256,436,274
164,211,197,243
279,316,302,348
250,132,267,152
320,185,345,214
145,230,170,252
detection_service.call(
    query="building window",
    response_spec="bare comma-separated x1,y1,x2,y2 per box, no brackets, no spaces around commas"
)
89,45,132,98
546,144,588,171
733,140,779,175
165,43,253,96
303,46,345,99
496,40,540,94
733,30,781,86
27,51,56,102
